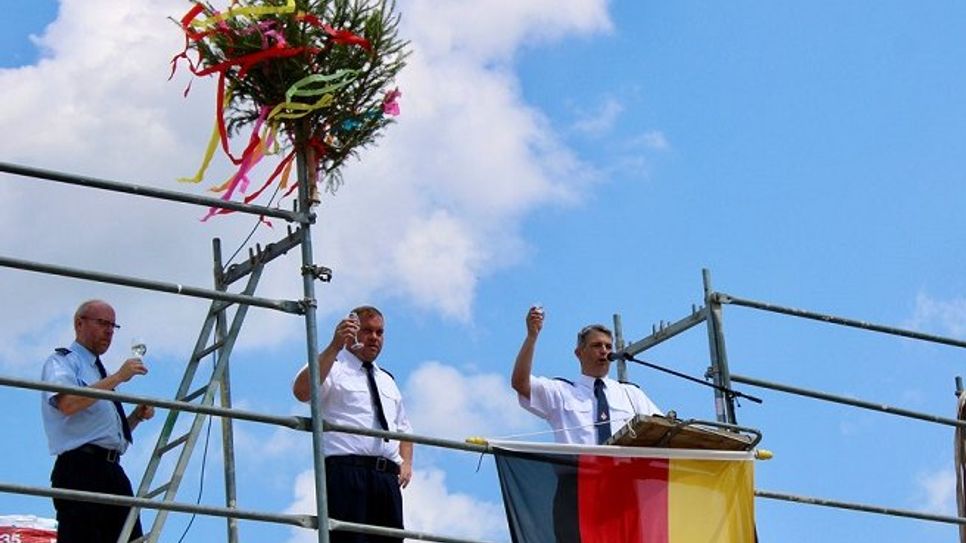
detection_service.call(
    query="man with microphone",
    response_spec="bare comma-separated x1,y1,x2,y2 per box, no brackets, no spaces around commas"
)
511,306,662,445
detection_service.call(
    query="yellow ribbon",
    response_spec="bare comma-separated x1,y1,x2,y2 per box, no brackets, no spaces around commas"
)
190,0,297,28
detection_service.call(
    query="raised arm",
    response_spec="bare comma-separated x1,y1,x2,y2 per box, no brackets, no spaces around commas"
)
511,307,544,400
293,316,359,402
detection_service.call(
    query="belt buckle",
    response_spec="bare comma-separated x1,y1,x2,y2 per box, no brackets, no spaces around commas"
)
375,457,388,472
105,449,120,463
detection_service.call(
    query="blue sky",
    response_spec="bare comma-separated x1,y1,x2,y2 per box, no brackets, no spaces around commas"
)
1,1,965,542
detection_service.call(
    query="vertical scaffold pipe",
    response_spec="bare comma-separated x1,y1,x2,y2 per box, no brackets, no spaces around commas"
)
213,239,240,543
296,137,329,543
703,269,737,425
613,313,628,383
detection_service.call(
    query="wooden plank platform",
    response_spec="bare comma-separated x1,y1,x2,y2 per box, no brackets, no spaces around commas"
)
606,414,755,451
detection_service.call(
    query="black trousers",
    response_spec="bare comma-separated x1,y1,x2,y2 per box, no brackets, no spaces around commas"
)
51,447,144,543
325,456,403,543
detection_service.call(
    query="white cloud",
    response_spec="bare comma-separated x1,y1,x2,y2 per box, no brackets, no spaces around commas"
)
915,468,956,515
403,361,541,441
638,130,670,152
285,467,507,543
402,467,507,541
908,293,966,338
404,0,612,62
0,0,610,366
572,97,624,137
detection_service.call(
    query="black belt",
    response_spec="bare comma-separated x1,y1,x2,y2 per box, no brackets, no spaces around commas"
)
326,455,399,475
65,444,122,464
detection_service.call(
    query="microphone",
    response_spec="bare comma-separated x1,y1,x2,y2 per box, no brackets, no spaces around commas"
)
607,351,763,404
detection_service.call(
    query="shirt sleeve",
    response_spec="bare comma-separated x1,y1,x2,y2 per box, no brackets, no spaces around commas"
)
41,355,81,408
519,375,561,420
394,393,412,434
625,384,663,416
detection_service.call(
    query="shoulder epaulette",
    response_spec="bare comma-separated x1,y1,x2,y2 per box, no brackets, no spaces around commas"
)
619,380,640,389
552,377,574,386
54,347,71,355
378,367,396,381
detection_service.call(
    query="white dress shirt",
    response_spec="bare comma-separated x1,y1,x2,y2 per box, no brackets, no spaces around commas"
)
519,374,662,445
306,350,412,465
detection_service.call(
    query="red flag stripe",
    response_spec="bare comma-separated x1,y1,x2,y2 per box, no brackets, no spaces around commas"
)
578,456,669,543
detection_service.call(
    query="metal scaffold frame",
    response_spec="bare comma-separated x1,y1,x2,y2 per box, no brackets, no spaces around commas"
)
0,159,495,543
612,268,966,528
2,158,965,540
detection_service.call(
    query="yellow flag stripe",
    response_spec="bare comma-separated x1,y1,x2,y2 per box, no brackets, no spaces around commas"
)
668,459,755,543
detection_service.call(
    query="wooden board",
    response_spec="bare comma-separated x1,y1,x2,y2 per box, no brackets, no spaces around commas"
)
606,414,755,451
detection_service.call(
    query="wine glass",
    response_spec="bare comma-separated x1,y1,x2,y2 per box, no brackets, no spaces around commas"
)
346,312,364,351
131,337,147,361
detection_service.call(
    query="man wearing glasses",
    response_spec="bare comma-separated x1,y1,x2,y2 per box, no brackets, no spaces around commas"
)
511,306,662,445
40,300,155,543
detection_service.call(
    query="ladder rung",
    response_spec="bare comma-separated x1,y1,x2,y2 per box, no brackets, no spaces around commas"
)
158,433,190,455
144,483,171,500
196,340,225,359
179,385,208,403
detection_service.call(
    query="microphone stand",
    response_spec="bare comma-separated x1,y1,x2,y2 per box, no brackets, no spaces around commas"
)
613,352,763,405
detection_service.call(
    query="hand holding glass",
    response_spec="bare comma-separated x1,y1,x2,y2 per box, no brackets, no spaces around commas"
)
346,312,363,351
131,338,147,361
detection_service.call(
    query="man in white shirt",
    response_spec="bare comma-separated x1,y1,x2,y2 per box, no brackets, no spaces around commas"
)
293,306,413,543
511,307,662,445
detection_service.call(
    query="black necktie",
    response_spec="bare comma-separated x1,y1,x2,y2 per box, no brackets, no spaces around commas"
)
362,362,390,442
94,357,133,444
594,378,611,445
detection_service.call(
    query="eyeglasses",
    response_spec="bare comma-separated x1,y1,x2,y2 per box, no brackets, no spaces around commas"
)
80,316,121,330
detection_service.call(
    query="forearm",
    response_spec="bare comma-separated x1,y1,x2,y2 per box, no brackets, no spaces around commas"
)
399,440,413,465
127,412,145,431
55,374,127,416
511,336,537,397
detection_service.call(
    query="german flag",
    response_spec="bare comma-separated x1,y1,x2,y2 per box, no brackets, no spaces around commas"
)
493,442,755,543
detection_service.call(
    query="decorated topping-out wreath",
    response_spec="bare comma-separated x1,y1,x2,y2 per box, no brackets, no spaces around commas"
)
171,0,408,219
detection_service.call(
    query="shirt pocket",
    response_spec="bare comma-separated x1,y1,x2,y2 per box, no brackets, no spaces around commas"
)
337,379,373,411
608,390,638,426
562,397,593,415
378,385,401,427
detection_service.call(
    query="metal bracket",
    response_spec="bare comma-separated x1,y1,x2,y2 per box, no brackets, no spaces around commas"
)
298,298,318,313
301,264,332,282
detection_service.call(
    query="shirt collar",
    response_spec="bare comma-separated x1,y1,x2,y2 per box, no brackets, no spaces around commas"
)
70,340,97,366
577,373,609,389
342,348,378,370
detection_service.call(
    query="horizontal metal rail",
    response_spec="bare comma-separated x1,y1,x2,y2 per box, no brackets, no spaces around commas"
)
3,375,491,454
730,373,966,428
323,421,489,454
0,482,316,528
1,376,306,430
330,519,499,543
623,307,708,356
0,161,301,223
714,292,966,349
756,489,966,526
0,482,499,543
0,255,304,314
